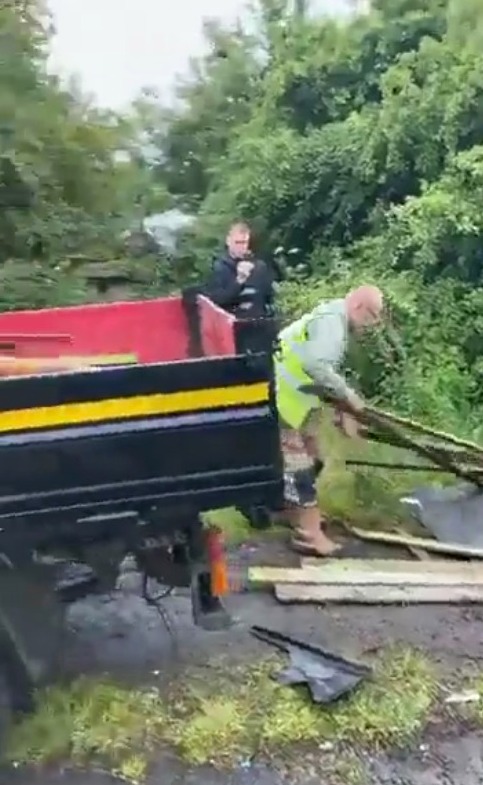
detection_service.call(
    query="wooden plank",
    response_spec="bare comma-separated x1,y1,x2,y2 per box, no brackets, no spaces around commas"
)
1,355,138,378
387,526,448,562
300,557,483,576
407,545,433,561
275,583,483,604
0,354,138,376
348,527,483,560
249,560,483,587
63,354,138,365
303,546,437,566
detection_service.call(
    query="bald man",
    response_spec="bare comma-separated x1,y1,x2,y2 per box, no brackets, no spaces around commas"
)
275,285,384,556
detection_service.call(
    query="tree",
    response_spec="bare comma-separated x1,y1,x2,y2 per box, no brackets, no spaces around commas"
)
153,18,262,207
151,0,483,426
0,2,148,265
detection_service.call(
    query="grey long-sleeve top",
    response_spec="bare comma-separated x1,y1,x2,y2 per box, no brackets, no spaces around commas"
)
296,298,355,403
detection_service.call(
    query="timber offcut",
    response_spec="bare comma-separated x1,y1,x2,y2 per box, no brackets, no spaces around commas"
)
248,559,483,605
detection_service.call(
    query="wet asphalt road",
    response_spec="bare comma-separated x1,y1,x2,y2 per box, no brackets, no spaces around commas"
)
11,734,483,785
4,567,483,785
8,734,483,785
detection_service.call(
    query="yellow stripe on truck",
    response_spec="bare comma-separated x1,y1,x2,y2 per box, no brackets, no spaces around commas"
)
0,382,270,433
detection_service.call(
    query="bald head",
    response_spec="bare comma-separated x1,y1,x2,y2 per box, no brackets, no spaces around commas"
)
345,285,384,331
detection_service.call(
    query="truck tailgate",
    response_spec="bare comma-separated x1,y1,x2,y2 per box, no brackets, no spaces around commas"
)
0,356,283,521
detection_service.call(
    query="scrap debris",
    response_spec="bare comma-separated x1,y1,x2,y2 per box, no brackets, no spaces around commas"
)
251,625,371,703
401,483,483,550
444,689,480,705
301,382,483,488
346,526,483,560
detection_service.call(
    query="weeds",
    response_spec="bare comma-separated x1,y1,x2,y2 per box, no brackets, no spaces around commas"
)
5,647,439,781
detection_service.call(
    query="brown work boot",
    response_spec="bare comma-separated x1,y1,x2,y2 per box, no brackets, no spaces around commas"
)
291,528,339,557
292,517,370,559
289,507,339,557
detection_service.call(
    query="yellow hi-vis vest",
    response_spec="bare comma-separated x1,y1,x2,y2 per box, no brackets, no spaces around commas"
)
275,313,321,430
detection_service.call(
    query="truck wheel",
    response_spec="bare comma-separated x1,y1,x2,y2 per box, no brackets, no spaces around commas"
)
0,667,13,748
0,640,35,752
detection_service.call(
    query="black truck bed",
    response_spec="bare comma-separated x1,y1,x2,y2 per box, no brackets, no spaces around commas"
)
0,293,283,701
0,354,282,523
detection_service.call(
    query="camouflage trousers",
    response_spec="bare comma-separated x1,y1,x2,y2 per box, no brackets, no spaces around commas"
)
280,411,322,509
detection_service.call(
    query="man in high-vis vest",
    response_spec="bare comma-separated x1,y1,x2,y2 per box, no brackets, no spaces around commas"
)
275,284,384,557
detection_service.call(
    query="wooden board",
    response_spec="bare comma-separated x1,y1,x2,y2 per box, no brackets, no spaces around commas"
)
249,561,483,587
63,354,138,365
406,545,433,561
386,527,437,561
348,526,483,559
275,583,483,604
256,558,483,581
0,353,138,376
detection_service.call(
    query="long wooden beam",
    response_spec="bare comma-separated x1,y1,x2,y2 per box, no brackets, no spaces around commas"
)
249,560,483,587
275,583,483,604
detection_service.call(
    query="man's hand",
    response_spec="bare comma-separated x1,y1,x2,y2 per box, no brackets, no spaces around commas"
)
337,391,364,438
236,260,254,283
346,390,365,413
340,413,360,439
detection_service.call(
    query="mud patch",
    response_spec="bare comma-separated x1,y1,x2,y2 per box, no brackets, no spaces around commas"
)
6,731,483,785
369,731,483,784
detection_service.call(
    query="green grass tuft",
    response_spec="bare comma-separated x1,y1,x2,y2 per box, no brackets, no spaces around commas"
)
5,678,166,784
5,646,438,781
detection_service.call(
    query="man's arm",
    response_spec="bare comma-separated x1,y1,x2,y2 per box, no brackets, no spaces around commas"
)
204,261,243,308
297,311,357,405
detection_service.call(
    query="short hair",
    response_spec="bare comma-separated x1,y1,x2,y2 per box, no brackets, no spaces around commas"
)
227,221,250,235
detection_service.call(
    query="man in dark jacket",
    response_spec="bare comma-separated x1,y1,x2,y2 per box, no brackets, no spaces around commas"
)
204,222,275,319
204,222,278,530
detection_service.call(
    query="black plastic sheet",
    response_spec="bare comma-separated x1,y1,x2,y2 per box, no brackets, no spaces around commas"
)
251,626,371,704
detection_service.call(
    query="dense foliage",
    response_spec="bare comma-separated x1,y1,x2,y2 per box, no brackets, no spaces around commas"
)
0,0,166,307
1,0,483,434
152,0,483,434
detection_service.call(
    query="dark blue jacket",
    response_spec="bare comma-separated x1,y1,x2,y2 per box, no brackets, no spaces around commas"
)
204,252,275,319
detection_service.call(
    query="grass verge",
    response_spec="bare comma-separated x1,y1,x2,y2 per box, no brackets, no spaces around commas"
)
5,678,166,783
5,646,438,782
